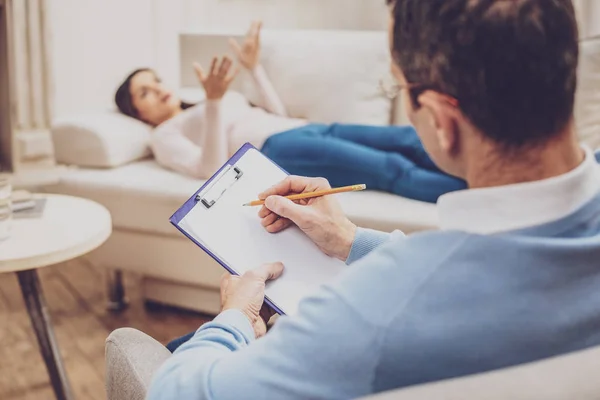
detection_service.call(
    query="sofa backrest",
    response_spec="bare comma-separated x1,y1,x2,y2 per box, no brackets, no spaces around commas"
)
179,29,600,149
179,30,393,126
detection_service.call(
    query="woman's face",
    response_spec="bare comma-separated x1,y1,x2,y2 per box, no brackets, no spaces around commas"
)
130,70,182,126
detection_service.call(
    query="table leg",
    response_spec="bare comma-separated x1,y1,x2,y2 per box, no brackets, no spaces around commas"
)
17,269,73,400
106,269,128,312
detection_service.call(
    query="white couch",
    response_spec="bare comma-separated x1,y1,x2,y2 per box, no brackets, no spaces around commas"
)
46,30,437,314
46,28,600,315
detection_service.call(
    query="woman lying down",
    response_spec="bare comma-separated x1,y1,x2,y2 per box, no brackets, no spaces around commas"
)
114,22,465,204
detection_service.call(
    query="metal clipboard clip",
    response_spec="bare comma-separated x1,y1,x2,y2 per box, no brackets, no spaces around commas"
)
195,165,244,209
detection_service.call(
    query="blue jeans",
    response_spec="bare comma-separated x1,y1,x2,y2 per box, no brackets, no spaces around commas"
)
167,332,196,353
260,123,466,203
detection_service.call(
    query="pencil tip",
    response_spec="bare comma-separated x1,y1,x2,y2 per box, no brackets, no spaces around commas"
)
242,203,249,206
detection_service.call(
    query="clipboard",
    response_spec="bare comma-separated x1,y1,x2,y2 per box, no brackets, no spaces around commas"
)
170,143,345,316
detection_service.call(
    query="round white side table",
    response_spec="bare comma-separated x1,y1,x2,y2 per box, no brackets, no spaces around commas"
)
0,194,112,400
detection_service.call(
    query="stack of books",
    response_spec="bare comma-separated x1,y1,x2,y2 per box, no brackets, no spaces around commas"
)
11,191,47,219
12,190,36,212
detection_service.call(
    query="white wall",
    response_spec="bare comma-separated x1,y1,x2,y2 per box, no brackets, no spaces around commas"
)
48,0,388,120
46,0,600,120
182,0,388,31
154,0,389,94
48,0,156,119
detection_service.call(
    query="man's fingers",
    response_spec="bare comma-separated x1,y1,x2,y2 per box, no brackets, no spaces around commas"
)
261,211,279,227
220,271,231,287
220,272,233,304
265,218,293,233
258,176,331,200
258,176,308,199
246,262,285,283
263,196,302,221
258,205,271,218
260,207,293,233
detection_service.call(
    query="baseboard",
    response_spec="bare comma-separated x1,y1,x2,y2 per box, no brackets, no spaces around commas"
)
142,277,221,316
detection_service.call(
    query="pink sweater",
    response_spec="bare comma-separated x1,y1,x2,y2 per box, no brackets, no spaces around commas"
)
151,66,307,179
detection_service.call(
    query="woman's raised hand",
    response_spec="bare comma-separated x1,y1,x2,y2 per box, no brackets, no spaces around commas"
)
229,21,263,71
193,56,239,100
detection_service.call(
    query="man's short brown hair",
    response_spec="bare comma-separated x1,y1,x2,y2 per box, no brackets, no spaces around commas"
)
387,0,579,148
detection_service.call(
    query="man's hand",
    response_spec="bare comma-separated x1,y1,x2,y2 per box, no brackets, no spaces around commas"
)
258,176,357,261
229,21,262,71
194,56,238,100
221,262,284,338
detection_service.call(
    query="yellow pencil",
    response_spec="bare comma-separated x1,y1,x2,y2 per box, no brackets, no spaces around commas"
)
243,184,367,207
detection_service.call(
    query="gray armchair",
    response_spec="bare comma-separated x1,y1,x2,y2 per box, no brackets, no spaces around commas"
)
105,328,171,400
105,328,600,400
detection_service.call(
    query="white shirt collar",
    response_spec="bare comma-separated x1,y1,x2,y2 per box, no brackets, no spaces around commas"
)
437,146,600,234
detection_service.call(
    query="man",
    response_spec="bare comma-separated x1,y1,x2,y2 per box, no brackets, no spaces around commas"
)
148,1,600,399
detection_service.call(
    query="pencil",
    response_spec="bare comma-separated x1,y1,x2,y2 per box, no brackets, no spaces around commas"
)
243,184,367,207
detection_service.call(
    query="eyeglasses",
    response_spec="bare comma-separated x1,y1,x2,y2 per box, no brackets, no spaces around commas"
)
378,75,460,107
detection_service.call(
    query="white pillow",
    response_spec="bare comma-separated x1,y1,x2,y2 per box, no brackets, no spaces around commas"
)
51,112,152,168
240,30,392,125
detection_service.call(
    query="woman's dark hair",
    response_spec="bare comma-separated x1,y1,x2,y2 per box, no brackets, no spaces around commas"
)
115,68,194,123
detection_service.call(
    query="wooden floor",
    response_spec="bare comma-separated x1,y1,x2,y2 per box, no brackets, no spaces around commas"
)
0,257,211,400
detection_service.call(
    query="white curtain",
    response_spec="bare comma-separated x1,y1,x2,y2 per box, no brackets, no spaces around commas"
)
9,0,52,131
0,0,54,174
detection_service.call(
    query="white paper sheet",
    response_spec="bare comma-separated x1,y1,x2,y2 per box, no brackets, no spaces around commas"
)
179,148,345,316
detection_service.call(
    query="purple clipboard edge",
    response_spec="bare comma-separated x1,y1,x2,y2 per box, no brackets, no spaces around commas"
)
170,142,288,316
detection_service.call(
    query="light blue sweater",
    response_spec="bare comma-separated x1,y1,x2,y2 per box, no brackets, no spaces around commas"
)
148,192,600,400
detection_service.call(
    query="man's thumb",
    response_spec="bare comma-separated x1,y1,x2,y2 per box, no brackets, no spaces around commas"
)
264,196,303,221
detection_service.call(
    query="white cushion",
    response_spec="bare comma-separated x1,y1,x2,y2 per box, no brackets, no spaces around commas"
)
575,36,600,151
48,160,437,237
48,160,201,236
51,112,153,168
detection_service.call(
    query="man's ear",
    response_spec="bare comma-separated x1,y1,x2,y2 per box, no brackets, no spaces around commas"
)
418,91,459,153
